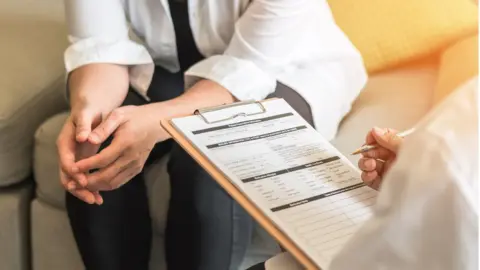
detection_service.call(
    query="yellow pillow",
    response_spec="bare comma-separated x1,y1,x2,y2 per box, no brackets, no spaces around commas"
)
434,34,478,104
328,0,478,74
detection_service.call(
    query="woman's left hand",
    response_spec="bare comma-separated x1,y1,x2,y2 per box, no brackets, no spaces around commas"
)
71,103,171,191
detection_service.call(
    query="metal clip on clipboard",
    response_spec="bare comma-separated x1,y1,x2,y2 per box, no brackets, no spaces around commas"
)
194,100,267,124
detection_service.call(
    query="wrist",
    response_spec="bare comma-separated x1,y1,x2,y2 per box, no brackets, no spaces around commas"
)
163,79,235,118
70,94,116,121
69,63,129,114
142,80,234,142
140,103,173,142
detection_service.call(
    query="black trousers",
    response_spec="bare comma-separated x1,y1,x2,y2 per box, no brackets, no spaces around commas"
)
66,66,313,270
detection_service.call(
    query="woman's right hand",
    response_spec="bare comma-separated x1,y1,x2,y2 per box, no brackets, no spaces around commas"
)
56,64,129,204
358,127,404,190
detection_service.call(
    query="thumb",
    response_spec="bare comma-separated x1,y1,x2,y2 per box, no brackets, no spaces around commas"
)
88,109,124,144
73,111,94,143
372,127,402,153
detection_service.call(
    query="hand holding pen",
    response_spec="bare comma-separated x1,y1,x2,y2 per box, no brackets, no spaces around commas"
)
351,128,415,155
352,127,415,190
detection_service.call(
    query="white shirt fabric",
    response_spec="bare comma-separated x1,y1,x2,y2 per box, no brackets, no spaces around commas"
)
63,0,367,140
266,78,479,270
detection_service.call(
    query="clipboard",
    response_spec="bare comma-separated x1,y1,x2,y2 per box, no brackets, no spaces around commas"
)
161,99,319,270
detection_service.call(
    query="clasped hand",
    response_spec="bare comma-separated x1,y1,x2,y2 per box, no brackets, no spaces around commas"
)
57,103,169,204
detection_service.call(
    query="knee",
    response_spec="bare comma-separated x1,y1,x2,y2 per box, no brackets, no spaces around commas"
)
167,143,232,211
167,143,216,197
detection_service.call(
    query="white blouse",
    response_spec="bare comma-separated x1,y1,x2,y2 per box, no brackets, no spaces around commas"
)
63,0,367,140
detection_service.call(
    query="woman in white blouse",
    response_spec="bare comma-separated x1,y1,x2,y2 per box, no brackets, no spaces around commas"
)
56,0,367,269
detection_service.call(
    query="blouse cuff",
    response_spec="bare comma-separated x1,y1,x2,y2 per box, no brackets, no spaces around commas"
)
184,55,277,101
64,37,154,96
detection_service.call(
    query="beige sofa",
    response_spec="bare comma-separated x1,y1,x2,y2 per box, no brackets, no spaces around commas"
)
0,1,68,270
1,1,442,270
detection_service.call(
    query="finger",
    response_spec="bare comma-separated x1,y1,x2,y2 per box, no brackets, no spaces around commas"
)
86,155,132,188
76,141,101,161
65,179,93,203
68,172,88,187
59,170,72,190
361,170,378,184
56,119,94,186
374,159,386,176
70,188,97,204
61,171,96,204
66,180,77,191
68,178,103,205
74,139,124,172
364,127,392,145
66,176,91,190
73,111,94,143
362,147,394,160
108,167,140,191
365,130,376,145
372,127,402,153
62,175,80,193
87,157,139,191
71,141,102,187
358,158,376,172
61,165,101,204
57,121,79,176
368,176,383,191
93,192,104,205
88,110,125,145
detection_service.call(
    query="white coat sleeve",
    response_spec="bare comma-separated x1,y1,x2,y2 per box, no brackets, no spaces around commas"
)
329,134,478,270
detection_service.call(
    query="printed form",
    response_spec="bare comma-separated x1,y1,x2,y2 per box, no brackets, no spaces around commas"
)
171,99,377,269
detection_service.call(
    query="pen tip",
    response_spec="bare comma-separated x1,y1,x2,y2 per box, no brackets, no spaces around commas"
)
350,149,361,155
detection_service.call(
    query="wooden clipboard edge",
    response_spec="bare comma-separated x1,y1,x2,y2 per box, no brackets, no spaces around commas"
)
161,103,319,270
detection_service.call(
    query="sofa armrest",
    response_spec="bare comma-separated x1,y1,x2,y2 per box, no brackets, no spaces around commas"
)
0,77,69,187
0,12,69,187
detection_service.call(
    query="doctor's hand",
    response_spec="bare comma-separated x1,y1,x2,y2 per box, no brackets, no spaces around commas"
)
72,103,171,191
358,127,403,190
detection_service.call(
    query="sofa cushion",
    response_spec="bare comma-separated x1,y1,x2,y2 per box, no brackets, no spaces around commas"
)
31,199,94,270
0,183,33,270
328,0,478,73
0,1,69,187
34,113,70,208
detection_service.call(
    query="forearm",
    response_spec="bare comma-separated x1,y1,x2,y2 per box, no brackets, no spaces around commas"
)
68,63,129,113
154,79,235,119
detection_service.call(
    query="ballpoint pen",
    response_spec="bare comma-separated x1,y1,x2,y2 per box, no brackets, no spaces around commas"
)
351,128,416,155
